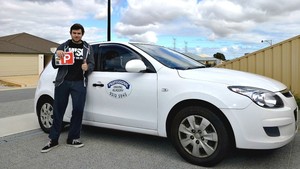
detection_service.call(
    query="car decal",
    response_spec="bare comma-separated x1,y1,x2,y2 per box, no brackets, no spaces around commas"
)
106,79,132,99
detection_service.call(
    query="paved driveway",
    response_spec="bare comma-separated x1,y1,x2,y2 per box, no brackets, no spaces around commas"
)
0,126,300,169
1,86,299,169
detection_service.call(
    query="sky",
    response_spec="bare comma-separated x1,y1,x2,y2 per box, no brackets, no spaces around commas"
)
1,0,300,60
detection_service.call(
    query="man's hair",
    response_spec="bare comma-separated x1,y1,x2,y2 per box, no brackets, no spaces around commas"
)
70,23,85,35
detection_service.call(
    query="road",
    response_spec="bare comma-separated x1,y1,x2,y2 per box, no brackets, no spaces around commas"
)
0,88,35,102
0,88,300,169
0,88,35,118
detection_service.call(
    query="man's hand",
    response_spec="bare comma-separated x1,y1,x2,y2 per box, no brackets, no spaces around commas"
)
82,59,88,71
56,50,65,58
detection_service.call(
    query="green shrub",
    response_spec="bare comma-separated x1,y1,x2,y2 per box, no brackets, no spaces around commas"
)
295,96,300,107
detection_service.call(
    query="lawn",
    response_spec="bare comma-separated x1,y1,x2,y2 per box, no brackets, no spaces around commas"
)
296,96,300,107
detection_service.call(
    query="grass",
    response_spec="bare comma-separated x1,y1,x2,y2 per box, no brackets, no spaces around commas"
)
0,80,15,87
0,80,20,88
295,96,300,107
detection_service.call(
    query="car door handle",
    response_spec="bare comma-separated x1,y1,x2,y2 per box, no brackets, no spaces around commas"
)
93,83,104,87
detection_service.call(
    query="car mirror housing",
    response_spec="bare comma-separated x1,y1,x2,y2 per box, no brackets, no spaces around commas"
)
125,59,147,73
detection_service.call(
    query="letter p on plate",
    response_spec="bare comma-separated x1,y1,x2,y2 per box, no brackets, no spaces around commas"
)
62,52,74,65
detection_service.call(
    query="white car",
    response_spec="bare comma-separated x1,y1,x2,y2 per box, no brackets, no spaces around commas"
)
35,42,298,167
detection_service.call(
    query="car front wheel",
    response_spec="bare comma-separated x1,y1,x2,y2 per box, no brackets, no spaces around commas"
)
170,106,230,167
37,97,54,133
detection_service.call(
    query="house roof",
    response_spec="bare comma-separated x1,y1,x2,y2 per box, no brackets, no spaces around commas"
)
0,32,59,54
184,52,219,61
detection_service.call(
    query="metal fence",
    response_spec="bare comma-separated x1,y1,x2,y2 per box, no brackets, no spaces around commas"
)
217,35,300,96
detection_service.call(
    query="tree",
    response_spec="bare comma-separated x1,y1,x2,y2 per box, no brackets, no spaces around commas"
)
213,52,226,61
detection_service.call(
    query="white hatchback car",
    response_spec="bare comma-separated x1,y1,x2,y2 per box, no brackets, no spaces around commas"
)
35,42,298,167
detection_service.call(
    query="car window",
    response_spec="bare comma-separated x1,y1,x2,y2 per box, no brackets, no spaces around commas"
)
91,44,146,72
92,44,100,71
132,43,205,70
91,43,156,73
101,45,141,72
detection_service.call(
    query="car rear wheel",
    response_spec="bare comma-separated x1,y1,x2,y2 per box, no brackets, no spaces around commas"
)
170,106,230,167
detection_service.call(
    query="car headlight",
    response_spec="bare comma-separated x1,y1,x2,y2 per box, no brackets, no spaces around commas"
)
228,86,284,108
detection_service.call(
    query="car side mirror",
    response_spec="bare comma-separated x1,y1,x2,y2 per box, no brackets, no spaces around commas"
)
125,59,147,73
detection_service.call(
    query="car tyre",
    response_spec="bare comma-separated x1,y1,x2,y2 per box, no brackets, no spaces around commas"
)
170,106,230,167
37,97,54,133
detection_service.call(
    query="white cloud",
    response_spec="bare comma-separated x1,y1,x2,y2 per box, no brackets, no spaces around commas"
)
116,0,300,45
129,31,158,43
232,45,240,51
121,0,195,26
195,47,202,54
1,0,300,59
115,22,159,36
220,47,228,53
0,0,107,43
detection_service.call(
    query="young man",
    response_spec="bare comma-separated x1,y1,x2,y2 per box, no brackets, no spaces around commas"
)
41,23,95,153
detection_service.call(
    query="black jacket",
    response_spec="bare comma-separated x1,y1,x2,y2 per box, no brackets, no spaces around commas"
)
51,40,95,87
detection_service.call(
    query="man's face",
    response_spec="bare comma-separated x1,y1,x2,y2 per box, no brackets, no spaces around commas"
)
71,29,83,43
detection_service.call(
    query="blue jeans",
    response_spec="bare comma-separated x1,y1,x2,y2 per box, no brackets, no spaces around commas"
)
49,80,86,141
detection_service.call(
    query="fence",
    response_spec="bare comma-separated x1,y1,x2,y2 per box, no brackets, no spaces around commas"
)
217,35,300,96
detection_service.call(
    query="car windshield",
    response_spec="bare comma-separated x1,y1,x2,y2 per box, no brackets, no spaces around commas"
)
132,43,205,70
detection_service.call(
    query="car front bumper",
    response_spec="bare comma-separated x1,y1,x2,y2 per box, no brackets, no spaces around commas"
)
223,97,298,149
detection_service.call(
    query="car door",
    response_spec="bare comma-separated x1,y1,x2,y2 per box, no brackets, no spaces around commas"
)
84,44,158,130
